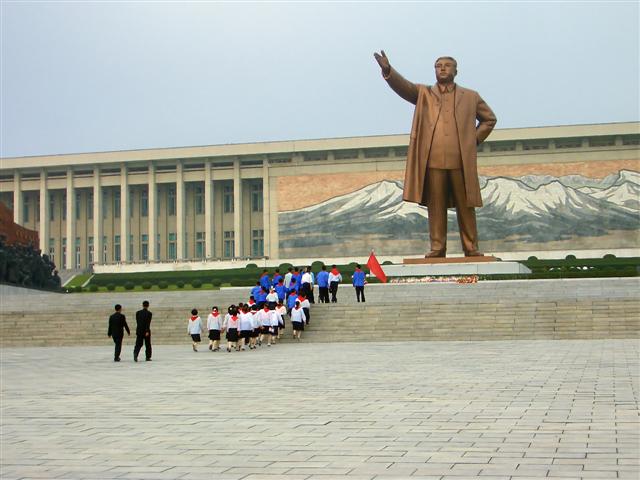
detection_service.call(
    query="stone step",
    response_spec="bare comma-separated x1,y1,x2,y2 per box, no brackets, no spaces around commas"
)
1,278,638,346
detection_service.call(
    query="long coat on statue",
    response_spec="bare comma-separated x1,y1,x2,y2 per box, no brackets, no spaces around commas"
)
385,67,497,207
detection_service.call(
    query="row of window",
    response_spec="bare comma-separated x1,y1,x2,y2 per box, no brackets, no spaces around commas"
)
48,230,265,267
20,183,264,223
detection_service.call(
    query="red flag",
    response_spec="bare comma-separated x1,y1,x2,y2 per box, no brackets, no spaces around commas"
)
367,251,387,283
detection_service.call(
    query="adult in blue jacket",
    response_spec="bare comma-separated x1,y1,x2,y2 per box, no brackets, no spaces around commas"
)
352,265,366,303
259,270,271,291
316,265,330,303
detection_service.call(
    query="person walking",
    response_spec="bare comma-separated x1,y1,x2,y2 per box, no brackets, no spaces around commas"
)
107,304,130,362
352,264,366,303
133,300,152,362
316,265,330,303
207,306,222,351
187,308,203,352
328,265,342,303
290,301,306,341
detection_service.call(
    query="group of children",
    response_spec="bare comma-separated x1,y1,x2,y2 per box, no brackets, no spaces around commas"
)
185,265,351,352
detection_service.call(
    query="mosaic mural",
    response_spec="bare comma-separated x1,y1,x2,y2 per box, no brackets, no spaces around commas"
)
278,168,640,257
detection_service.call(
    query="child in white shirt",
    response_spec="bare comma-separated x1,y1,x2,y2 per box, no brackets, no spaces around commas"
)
207,306,222,351
187,308,203,352
290,301,306,340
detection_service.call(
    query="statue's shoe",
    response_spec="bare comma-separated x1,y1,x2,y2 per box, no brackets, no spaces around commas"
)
425,250,446,258
465,250,484,257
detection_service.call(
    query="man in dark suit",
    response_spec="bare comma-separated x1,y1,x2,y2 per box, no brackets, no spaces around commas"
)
107,304,130,362
133,300,153,362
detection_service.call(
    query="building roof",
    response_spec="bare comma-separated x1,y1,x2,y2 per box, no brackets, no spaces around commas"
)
1,121,638,170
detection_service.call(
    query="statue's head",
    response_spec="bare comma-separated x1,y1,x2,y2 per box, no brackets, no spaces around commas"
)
434,56,457,84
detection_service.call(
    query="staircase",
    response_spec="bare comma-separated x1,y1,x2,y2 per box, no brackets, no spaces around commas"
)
0,278,638,347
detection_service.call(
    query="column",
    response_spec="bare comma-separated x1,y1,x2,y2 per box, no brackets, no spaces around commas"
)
233,159,242,258
39,170,49,253
120,164,129,263
13,171,22,225
148,162,157,262
176,161,185,260
262,162,270,258
93,166,102,265
204,161,214,258
65,168,75,269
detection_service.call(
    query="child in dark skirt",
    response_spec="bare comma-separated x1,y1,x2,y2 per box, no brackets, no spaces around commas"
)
290,301,306,341
276,301,286,340
250,304,260,348
224,305,240,352
238,304,253,351
187,308,203,352
207,306,222,351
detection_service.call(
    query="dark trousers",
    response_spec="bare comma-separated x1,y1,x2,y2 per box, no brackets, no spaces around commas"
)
308,286,315,304
301,282,311,299
318,287,329,303
355,286,366,302
329,281,339,303
112,335,123,360
134,333,152,360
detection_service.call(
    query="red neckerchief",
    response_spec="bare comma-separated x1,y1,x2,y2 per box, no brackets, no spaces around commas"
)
231,315,238,322
331,268,339,275
190,315,198,321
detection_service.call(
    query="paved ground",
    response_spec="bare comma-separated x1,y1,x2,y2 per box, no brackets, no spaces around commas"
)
1,340,638,480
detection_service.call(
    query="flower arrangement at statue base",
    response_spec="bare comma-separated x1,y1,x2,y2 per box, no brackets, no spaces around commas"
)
390,275,478,284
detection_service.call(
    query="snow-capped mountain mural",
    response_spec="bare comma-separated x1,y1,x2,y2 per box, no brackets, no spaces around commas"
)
278,170,640,256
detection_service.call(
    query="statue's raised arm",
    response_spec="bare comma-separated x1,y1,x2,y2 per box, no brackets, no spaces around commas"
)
373,50,419,105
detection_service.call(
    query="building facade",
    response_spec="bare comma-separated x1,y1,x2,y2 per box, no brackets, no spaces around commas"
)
1,122,638,270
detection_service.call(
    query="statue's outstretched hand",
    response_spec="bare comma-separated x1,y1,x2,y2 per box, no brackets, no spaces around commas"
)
374,50,391,77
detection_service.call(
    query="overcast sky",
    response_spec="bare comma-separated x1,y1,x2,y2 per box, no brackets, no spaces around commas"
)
1,1,638,158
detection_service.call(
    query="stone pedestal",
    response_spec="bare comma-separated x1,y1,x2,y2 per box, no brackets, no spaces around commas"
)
403,255,500,265
385,256,530,277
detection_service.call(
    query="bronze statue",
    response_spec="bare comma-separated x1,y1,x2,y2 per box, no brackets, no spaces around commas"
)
374,51,496,257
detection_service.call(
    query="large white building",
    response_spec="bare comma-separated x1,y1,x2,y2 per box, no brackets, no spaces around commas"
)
1,122,638,271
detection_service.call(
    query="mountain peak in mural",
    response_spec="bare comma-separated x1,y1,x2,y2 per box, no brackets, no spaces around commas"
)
279,170,640,255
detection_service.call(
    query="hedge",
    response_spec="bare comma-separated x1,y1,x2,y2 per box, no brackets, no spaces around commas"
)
86,256,639,290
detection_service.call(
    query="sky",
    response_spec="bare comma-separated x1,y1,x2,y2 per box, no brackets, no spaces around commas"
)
1,1,638,158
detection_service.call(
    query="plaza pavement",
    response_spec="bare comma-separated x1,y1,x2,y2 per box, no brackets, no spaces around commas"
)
1,339,638,480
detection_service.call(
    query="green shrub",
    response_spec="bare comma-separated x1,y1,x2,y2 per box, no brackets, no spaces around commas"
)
527,256,538,262
106,283,116,291
311,261,324,271
246,263,258,269
565,254,577,261
74,286,83,293
383,260,393,265
230,278,247,287
191,279,202,288
88,284,99,292
158,281,168,289
278,263,293,272
124,282,135,290
142,282,152,290
176,280,185,289
603,253,617,260
211,279,222,287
